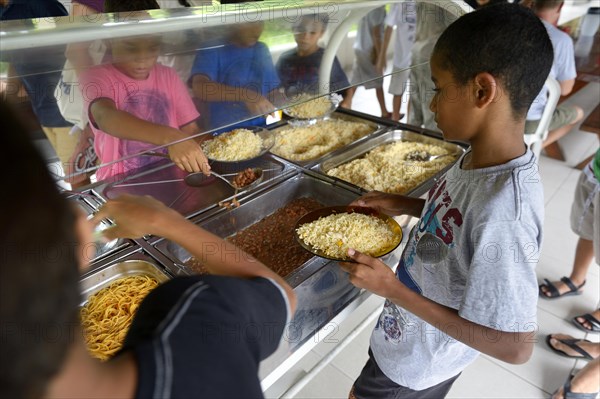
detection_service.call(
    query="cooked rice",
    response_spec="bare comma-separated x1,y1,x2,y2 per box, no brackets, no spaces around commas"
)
272,119,373,161
297,212,398,259
327,141,456,194
202,129,262,161
286,95,333,119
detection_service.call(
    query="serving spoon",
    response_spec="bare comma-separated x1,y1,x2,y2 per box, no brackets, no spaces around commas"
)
405,151,456,162
142,151,264,190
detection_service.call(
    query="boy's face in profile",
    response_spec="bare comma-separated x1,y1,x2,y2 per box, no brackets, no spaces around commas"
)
428,54,473,141
233,22,265,47
293,19,324,55
109,36,161,80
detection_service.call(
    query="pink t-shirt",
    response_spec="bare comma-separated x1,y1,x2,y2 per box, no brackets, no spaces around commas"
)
81,63,199,180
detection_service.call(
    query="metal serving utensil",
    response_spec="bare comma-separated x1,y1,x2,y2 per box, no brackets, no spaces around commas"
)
184,167,264,191
405,150,455,162
143,151,264,190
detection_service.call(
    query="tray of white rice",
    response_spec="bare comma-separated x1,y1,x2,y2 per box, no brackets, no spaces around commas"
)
283,93,341,123
295,206,402,261
202,127,275,163
314,129,466,197
270,117,377,166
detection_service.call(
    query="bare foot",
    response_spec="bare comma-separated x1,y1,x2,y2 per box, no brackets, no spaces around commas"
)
548,334,600,359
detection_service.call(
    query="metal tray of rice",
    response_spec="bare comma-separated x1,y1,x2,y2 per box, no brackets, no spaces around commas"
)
313,129,466,197
270,112,381,167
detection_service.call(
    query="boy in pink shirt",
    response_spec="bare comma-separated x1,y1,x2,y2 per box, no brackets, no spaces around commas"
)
82,35,210,181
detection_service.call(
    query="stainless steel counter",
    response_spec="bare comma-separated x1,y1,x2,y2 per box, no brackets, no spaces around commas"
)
93,153,294,223
76,113,464,396
67,192,130,263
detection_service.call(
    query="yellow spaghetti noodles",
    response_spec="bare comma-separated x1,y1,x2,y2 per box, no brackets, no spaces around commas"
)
80,275,158,361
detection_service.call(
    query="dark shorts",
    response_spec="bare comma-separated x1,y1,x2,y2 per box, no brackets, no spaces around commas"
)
351,349,461,399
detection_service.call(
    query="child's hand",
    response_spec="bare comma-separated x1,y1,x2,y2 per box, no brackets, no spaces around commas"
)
339,248,402,298
167,137,211,175
245,96,275,117
90,194,184,240
350,191,423,217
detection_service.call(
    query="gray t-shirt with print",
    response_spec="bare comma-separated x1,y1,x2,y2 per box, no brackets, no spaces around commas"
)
370,149,543,390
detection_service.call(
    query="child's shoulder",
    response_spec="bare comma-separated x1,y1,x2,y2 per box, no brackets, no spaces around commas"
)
81,63,114,84
460,151,543,224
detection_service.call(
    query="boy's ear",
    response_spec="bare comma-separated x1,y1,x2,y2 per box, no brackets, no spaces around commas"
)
472,72,498,109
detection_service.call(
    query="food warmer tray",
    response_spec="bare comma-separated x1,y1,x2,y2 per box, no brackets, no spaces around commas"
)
80,248,173,305
66,192,130,262
268,111,384,168
312,129,468,198
92,153,294,223
153,171,405,385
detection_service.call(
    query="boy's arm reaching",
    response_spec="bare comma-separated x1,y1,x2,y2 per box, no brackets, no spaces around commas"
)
91,194,297,314
90,98,210,174
191,74,275,116
340,251,534,364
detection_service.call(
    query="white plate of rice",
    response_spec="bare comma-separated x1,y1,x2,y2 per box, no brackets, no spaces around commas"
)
202,127,275,163
283,93,342,123
295,206,403,261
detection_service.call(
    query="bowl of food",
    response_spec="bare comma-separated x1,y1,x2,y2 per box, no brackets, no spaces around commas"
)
283,93,342,125
294,206,402,262
201,127,274,164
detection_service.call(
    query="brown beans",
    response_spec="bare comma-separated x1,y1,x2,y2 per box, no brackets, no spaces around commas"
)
227,198,324,277
184,198,324,278
232,168,258,188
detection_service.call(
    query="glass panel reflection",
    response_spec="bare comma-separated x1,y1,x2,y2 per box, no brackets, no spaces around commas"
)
0,1,469,187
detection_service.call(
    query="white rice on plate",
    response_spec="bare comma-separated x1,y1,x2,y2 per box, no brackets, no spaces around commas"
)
296,212,398,259
202,129,262,161
286,95,333,119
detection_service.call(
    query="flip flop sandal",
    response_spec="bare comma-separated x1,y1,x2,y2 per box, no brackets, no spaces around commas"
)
556,374,600,399
572,312,600,334
539,277,585,299
546,335,594,360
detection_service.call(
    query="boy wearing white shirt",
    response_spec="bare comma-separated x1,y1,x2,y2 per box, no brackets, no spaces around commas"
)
377,1,416,121
524,0,584,153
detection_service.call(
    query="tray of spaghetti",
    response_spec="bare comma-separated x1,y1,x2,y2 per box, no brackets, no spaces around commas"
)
295,206,402,261
79,258,171,361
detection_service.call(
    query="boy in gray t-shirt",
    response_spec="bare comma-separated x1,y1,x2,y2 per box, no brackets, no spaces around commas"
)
343,5,553,398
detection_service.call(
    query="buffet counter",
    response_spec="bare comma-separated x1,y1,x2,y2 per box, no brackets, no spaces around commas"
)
74,109,469,395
